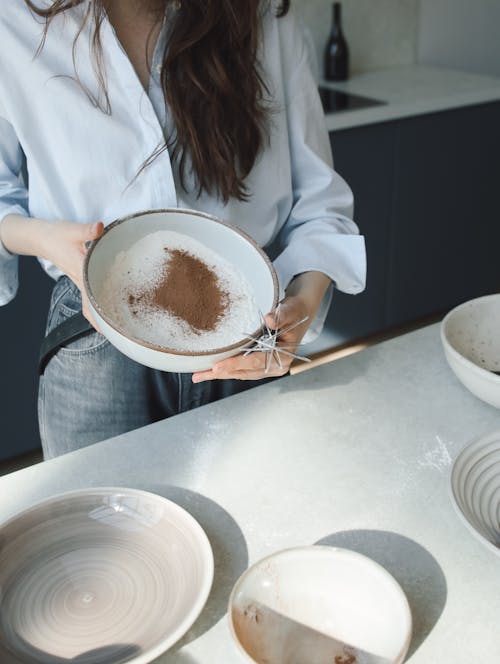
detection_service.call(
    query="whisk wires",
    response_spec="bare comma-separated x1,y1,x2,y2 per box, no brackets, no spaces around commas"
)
243,305,311,373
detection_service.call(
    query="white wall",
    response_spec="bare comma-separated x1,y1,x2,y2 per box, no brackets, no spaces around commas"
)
295,0,419,76
298,0,500,79
417,0,500,77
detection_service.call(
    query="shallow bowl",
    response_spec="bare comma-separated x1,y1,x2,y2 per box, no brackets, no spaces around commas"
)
440,294,500,408
228,546,412,664
84,208,278,372
0,487,214,664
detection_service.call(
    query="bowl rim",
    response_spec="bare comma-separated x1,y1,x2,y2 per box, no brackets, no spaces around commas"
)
0,486,215,664
83,207,280,357
227,544,413,664
440,294,500,385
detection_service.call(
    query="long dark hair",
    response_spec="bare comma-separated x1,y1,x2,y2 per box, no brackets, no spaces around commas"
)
24,0,291,202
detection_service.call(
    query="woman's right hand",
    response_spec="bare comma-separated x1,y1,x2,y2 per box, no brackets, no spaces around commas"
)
0,214,104,329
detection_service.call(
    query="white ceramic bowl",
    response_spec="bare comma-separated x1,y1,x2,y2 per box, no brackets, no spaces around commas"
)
441,294,500,409
84,208,278,373
228,546,412,664
0,487,214,664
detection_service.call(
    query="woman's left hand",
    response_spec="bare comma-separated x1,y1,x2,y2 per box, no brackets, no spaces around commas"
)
191,271,330,383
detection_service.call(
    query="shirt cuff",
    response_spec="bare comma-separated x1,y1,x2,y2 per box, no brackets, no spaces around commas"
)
271,234,366,344
300,282,333,346
272,234,366,298
0,207,23,305
0,247,19,305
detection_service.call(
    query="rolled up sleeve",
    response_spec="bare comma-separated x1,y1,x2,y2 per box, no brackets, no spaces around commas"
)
271,10,366,343
0,114,29,305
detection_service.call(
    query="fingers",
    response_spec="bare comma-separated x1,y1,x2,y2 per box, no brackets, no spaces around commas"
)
76,222,103,332
54,219,104,243
81,290,101,333
216,351,291,375
192,366,289,383
82,304,101,334
265,296,308,332
192,369,216,383
59,274,101,333
192,296,311,383
217,364,290,381
192,351,291,383
84,221,104,242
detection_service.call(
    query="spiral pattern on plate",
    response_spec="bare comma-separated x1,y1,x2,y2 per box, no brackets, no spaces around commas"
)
0,489,213,663
450,430,500,556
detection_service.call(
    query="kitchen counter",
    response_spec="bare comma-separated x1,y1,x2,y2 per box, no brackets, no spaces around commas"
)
324,64,500,131
1,323,499,662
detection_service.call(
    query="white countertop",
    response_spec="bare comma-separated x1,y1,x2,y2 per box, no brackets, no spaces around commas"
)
324,64,500,131
1,323,499,662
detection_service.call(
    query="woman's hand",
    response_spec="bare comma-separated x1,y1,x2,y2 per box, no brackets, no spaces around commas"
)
42,219,104,329
192,271,331,383
1,214,104,329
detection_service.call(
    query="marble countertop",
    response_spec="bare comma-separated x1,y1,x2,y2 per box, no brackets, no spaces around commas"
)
324,64,500,131
0,323,499,662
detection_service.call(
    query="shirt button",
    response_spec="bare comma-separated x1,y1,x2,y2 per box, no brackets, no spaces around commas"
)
156,64,162,75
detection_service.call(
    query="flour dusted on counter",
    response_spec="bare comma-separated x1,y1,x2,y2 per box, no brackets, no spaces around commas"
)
98,231,260,351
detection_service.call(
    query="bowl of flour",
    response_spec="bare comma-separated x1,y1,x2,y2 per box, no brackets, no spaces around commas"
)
83,208,278,372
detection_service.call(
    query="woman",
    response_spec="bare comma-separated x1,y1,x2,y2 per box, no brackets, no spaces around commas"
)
0,0,366,458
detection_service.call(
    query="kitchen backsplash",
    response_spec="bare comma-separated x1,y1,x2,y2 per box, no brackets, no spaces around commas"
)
296,0,419,76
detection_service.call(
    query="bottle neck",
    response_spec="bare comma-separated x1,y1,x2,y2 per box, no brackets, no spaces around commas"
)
332,3,342,35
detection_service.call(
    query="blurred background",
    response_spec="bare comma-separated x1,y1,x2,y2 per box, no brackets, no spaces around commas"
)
298,0,500,78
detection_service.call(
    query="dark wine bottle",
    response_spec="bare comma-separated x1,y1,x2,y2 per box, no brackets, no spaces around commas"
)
324,2,349,81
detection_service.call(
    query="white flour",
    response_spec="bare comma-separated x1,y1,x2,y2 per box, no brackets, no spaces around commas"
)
417,434,453,473
98,230,260,351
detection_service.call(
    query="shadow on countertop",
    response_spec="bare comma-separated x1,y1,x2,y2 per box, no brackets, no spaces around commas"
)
315,529,447,660
144,484,249,654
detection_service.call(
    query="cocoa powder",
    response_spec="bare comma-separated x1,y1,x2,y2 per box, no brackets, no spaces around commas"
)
132,248,229,332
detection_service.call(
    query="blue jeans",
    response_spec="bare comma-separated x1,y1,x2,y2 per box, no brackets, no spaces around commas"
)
38,277,279,459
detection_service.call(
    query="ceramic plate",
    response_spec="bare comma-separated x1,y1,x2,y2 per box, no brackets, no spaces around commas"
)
450,430,500,556
229,546,412,664
0,487,214,663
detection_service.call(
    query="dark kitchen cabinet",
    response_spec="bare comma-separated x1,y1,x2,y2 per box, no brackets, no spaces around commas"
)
322,101,500,345
0,257,52,461
387,103,500,324
323,121,397,341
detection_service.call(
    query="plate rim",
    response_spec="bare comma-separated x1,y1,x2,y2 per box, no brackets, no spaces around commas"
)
0,486,215,664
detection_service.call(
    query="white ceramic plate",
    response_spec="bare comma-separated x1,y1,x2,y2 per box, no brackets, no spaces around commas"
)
450,430,500,557
229,546,412,664
0,488,214,663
